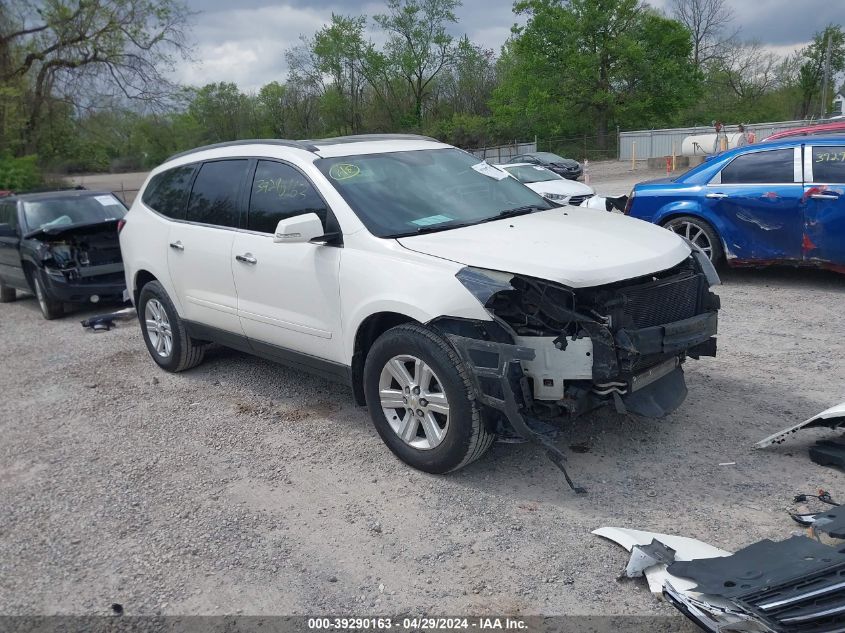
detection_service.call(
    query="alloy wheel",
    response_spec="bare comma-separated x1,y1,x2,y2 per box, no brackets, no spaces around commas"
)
33,277,48,314
667,220,714,260
144,298,173,358
378,354,450,450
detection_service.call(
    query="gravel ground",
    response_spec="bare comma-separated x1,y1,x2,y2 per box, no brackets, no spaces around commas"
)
1,266,843,618
2,162,843,620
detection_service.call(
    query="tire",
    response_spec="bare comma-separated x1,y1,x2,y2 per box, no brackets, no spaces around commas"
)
31,273,63,319
663,215,724,264
0,279,15,302
138,280,205,372
363,323,495,474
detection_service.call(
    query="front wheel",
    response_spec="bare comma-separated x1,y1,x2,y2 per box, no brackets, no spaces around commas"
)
663,215,724,263
32,274,63,319
363,323,495,474
138,280,205,372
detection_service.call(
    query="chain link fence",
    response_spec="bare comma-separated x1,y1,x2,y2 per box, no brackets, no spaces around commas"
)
538,135,619,162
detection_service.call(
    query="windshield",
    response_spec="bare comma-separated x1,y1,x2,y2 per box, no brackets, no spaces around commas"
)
533,152,568,162
316,148,552,237
24,195,126,232
502,165,563,184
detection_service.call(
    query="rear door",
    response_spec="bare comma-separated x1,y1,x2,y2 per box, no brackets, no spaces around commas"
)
803,144,845,267
0,201,26,288
704,147,803,262
167,159,249,334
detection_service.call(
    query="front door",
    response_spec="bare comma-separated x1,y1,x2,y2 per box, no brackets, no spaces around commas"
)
803,144,845,267
0,201,26,288
232,159,343,363
704,147,804,262
166,159,249,334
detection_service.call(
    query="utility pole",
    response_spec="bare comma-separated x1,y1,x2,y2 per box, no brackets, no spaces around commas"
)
821,32,833,119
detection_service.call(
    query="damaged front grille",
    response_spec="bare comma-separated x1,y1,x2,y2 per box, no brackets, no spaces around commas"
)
485,258,706,338
617,271,701,329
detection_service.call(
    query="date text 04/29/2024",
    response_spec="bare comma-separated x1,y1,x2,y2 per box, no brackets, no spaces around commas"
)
307,617,528,630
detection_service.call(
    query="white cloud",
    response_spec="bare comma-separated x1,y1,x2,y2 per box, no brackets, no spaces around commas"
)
171,4,334,90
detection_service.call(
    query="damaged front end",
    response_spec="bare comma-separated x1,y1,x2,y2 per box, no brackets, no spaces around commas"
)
29,220,126,303
449,251,720,422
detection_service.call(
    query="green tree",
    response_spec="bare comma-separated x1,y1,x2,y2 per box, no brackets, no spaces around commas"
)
188,83,248,143
374,0,461,126
798,25,845,117
492,0,699,147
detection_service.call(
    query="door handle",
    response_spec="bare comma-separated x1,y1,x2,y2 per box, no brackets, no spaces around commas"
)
811,193,840,200
235,253,257,265
705,192,728,199
169,241,184,251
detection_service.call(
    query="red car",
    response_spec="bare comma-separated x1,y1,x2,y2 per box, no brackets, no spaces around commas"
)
764,120,845,141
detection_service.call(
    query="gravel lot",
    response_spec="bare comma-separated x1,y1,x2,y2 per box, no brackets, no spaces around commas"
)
2,165,844,621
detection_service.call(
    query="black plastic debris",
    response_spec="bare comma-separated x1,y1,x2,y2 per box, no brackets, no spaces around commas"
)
810,437,845,471
668,536,845,632
110,603,124,615
791,504,845,539
81,307,136,332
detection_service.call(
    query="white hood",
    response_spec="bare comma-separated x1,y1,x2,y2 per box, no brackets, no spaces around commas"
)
525,179,594,198
397,207,691,287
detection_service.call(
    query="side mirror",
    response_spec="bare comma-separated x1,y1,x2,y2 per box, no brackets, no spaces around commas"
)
273,213,325,244
0,223,16,238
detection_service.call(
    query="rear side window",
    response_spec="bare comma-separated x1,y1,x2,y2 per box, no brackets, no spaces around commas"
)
247,160,329,233
0,202,15,228
812,146,845,183
186,160,248,228
142,165,196,219
720,149,795,184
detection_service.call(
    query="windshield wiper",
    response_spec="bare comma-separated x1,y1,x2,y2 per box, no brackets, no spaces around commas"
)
384,220,476,238
476,205,545,223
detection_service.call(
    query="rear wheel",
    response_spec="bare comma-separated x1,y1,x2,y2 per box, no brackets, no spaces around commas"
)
363,323,495,474
663,215,723,263
138,280,205,372
0,279,15,302
32,274,63,319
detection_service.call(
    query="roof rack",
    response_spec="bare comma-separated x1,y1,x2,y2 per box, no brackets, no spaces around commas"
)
166,139,319,162
302,134,440,146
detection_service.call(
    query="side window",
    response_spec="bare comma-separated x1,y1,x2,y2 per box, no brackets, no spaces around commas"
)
0,202,16,228
720,149,795,184
247,160,329,233
142,165,196,219
812,146,845,183
186,160,248,228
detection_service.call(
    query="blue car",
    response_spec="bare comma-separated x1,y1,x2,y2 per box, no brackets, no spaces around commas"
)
626,136,845,273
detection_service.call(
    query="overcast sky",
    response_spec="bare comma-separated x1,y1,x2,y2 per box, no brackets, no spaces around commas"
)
171,0,845,91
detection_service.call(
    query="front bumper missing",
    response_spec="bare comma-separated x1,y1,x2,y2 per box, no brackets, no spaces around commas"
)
445,334,587,493
445,315,713,492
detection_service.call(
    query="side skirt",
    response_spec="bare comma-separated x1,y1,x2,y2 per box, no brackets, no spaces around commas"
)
183,320,352,387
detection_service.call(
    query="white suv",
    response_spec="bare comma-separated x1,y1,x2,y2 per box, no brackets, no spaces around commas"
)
120,135,720,476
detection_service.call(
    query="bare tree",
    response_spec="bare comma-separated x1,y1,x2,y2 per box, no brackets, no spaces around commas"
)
0,0,193,151
719,39,782,101
671,0,736,68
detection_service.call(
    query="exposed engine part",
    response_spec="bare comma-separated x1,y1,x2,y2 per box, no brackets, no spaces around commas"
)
39,229,123,283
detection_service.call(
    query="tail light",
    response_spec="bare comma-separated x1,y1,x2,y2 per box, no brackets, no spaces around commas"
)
117,219,127,234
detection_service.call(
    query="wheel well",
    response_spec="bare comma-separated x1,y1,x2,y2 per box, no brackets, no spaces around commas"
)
21,261,38,292
659,212,714,229
351,312,417,405
134,270,157,306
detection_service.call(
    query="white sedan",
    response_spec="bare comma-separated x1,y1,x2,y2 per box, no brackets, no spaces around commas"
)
496,162,595,206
